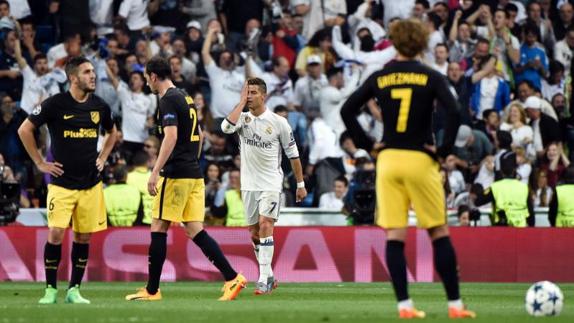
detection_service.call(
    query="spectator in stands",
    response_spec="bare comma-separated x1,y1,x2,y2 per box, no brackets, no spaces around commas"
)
472,151,534,227
180,2,216,34
211,168,246,227
444,154,466,195
445,61,472,125
469,55,510,119
104,165,143,227
0,93,27,183
293,55,327,114
474,109,500,144
194,90,215,133
431,43,449,75
506,80,558,120
171,37,196,81
295,28,336,76
456,205,471,227
424,12,443,64
452,125,494,175
524,96,561,157
95,57,120,117
515,146,532,184
169,55,196,95
250,56,294,110
531,168,552,207
0,30,23,99
474,155,496,189
117,0,150,33
554,2,574,41
440,167,455,209
412,0,429,21
448,10,476,66
548,166,574,227
319,175,348,210
202,26,245,120
499,103,534,153
554,25,574,76
524,0,555,53
0,152,15,182
220,0,264,52
204,162,222,216
143,136,159,169
19,20,40,60
293,0,346,41
491,9,520,82
46,32,81,68
541,60,565,101
339,131,370,178
106,66,156,163
185,20,204,64
514,23,548,92
204,131,235,171
538,142,571,188
319,66,360,137
126,151,153,225
14,38,63,115
273,104,307,150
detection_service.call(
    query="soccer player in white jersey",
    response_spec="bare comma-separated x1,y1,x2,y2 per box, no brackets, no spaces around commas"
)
222,78,307,294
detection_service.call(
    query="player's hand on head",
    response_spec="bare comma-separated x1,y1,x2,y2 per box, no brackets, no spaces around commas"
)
148,172,159,196
38,161,64,177
240,81,249,104
295,187,307,203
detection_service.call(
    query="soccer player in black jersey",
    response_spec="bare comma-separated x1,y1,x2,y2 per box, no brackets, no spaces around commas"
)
341,20,476,319
18,56,118,304
125,56,246,301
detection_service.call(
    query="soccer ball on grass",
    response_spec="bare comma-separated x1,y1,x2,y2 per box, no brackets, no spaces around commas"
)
525,281,564,317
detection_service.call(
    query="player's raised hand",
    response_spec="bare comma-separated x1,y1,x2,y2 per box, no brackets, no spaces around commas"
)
148,172,159,196
295,187,307,203
37,161,64,177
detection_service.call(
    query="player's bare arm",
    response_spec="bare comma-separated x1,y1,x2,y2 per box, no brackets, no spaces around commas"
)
17,119,64,177
148,126,177,196
289,158,307,202
96,125,118,172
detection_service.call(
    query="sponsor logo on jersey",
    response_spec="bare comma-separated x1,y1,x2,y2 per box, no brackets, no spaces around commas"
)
265,126,273,134
163,113,176,120
90,111,100,124
63,128,98,138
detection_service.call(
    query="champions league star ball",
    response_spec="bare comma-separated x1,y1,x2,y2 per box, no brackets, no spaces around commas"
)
525,281,564,317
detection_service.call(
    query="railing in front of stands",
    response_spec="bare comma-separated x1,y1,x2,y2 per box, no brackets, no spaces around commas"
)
13,207,553,227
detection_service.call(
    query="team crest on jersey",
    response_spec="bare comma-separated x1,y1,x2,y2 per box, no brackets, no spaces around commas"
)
90,111,100,124
265,126,272,135
32,105,41,115
244,116,251,123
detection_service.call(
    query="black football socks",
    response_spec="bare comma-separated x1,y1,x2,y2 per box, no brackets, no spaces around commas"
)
193,230,237,281
433,237,461,301
146,232,167,294
69,242,89,288
386,240,409,301
44,242,61,288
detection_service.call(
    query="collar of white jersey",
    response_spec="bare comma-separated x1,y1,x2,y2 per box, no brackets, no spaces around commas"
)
248,106,272,120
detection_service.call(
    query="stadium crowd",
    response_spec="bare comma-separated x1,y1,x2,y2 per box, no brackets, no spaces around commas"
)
0,0,573,226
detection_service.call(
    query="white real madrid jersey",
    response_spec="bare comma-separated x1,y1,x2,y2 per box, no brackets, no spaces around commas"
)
221,108,299,192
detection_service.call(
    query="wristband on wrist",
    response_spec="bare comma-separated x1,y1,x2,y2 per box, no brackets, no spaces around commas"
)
297,181,305,189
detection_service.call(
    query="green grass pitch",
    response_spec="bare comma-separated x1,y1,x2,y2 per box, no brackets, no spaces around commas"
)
1,282,573,322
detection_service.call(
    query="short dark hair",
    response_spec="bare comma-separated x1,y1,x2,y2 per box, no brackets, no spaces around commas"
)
112,165,128,183
0,0,9,8
505,3,518,13
168,55,182,64
495,8,509,19
33,53,47,64
415,0,429,9
274,105,289,114
65,56,92,80
132,151,149,167
145,56,171,80
334,175,349,187
523,22,540,39
247,77,267,94
435,43,448,51
496,130,513,149
517,79,536,90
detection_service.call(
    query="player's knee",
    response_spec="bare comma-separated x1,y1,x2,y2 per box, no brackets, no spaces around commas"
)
184,222,204,239
48,228,66,244
258,217,274,235
73,233,91,244
427,225,449,241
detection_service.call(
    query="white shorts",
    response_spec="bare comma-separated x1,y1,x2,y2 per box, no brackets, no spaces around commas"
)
242,191,281,225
